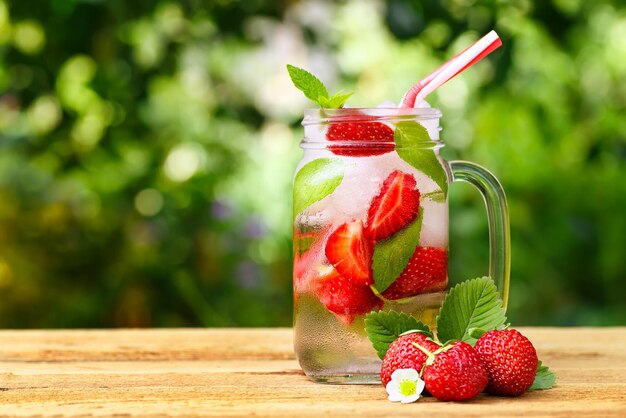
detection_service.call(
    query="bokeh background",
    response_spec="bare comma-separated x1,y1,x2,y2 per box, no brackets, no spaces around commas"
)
0,0,624,328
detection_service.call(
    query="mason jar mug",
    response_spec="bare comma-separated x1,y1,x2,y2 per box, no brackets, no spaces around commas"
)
293,108,510,384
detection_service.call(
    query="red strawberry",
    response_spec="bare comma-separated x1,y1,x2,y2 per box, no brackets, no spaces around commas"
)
327,120,394,157
315,267,382,324
325,220,374,286
381,246,448,300
293,239,324,293
474,329,539,396
366,170,421,241
422,341,488,401
380,332,440,386
293,225,330,292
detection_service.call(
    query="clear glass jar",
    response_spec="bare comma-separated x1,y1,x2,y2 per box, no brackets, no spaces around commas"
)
293,108,509,384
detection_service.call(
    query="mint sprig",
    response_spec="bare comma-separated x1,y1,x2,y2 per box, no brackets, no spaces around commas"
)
365,311,433,360
436,276,507,345
286,64,352,108
529,361,557,391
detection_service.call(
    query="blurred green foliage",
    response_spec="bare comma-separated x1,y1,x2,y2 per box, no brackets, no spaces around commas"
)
0,0,624,327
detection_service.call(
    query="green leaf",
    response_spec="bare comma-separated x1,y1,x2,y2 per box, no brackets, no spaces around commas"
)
319,92,353,109
395,121,449,194
468,327,487,340
436,276,507,344
293,158,344,221
294,223,317,255
421,190,446,203
529,361,557,391
286,64,329,106
372,207,423,292
365,310,433,360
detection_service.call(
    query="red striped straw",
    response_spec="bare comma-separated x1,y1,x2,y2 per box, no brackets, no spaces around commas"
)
400,31,502,108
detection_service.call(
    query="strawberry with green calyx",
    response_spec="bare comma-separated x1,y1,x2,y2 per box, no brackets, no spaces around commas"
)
474,328,540,396
417,341,489,401
380,331,440,386
286,64,394,157
434,278,556,395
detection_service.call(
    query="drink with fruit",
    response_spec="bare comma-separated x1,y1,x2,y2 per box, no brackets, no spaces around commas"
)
289,33,509,384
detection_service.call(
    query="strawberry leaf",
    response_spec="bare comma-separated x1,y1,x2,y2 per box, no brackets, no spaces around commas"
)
468,327,487,339
372,207,423,292
365,310,433,360
293,158,344,221
286,64,329,105
529,361,557,391
395,121,449,194
436,276,507,345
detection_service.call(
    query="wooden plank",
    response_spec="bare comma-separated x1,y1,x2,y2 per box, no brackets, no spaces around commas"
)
0,328,294,361
0,328,623,417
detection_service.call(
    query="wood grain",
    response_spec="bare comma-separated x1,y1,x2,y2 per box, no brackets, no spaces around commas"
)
0,328,624,417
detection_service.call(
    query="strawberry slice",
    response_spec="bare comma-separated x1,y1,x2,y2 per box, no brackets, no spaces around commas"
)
294,238,324,293
315,266,383,324
366,171,421,241
381,246,448,300
326,119,394,157
325,220,374,286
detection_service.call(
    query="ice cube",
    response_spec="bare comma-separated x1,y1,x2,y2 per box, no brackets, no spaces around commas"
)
326,153,398,222
419,198,449,249
324,152,440,223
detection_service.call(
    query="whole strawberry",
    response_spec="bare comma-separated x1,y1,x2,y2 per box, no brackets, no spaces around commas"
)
474,329,539,396
381,332,440,386
422,341,488,401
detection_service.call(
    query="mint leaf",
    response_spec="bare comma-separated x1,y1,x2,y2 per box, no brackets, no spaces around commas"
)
421,190,446,203
372,207,423,292
395,121,449,195
436,276,507,344
529,361,557,391
365,310,433,360
294,223,317,255
286,64,329,105
293,158,344,221
319,92,353,108
287,64,352,108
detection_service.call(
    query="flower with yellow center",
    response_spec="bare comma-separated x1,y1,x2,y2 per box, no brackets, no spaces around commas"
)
385,368,425,403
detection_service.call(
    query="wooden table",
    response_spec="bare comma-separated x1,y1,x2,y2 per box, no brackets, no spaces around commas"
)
0,328,624,416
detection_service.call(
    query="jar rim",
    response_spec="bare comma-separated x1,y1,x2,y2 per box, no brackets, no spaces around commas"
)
303,107,442,125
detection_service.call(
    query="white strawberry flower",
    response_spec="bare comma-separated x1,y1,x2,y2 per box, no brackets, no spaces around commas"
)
385,368,425,403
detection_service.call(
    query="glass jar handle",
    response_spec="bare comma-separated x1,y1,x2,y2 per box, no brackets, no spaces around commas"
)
450,160,511,309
